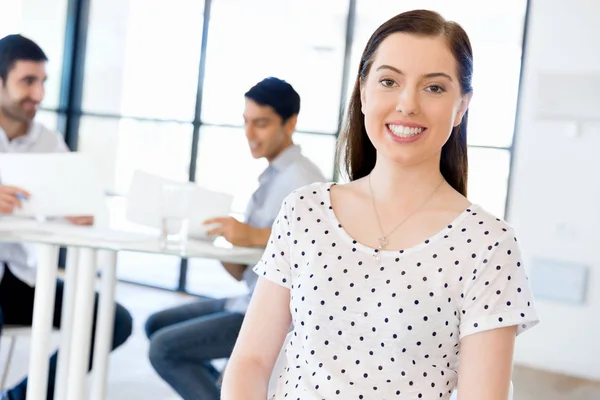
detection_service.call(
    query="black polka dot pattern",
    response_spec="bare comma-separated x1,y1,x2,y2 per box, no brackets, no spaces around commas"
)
254,183,539,399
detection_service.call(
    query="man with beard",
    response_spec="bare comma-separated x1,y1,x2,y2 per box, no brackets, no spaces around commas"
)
0,34,133,400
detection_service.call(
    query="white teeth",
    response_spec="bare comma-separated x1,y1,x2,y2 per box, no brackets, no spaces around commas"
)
387,124,425,137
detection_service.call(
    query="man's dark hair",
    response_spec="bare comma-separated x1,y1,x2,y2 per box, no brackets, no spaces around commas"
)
0,34,48,82
244,77,300,123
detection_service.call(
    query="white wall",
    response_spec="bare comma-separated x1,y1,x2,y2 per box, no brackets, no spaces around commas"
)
508,0,600,381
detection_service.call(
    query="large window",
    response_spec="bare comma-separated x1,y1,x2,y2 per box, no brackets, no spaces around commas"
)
44,0,528,293
468,147,511,217
82,0,204,120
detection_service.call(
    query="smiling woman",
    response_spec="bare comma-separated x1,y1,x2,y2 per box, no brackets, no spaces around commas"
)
222,9,538,400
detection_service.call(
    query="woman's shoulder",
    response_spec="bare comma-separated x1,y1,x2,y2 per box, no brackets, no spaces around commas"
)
438,183,515,236
281,182,335,207
467,204,514,230
275,182,338,233
458,204,518,246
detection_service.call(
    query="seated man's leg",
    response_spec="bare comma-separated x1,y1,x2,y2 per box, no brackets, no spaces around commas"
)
0,267,38,400
88,299,133,359
6,277,133,400
145,297,226,338
148,310,244,400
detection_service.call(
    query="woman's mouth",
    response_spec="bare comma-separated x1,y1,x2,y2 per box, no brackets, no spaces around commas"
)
386,123,426,138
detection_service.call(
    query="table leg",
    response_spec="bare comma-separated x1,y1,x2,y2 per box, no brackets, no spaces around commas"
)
65,248,97,400
90,250,117,400
26,244,59,400
53,247,80,400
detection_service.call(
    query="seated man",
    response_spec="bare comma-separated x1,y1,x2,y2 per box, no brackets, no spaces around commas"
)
145,77,326,400
0,34,133,400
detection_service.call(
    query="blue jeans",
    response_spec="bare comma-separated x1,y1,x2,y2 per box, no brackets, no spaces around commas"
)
0,266,133,400
145,298,245,400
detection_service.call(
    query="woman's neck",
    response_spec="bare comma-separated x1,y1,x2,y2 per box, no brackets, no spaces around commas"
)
367,154,445,207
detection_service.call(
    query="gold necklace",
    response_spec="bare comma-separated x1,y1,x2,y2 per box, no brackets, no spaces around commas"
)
368,174,445,257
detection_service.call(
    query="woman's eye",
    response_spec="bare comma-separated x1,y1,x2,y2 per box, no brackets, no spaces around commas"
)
379,79,396,88
426,85,446,94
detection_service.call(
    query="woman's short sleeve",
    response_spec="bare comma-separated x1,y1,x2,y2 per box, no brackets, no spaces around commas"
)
252,197,294,289
459,229,540,339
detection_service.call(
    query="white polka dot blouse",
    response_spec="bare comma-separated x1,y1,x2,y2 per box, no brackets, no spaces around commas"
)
254,182,539,400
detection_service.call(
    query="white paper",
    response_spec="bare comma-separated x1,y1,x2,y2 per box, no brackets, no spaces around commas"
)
126,170,234,238
0,153,105,217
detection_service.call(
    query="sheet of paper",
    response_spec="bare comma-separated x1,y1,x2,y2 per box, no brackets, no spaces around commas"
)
0,153,105,217
126,170,234,238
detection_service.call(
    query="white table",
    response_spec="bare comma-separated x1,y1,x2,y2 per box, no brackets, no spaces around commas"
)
0,219,264,400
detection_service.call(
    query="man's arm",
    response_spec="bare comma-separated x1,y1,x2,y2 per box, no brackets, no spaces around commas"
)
0,185,30,214
204,217,271,248
219,226,271,281
248,227,271,247
221,262,248,281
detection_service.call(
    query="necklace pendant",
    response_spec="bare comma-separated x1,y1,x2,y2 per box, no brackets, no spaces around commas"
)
378,237,389,249
373,251,380,261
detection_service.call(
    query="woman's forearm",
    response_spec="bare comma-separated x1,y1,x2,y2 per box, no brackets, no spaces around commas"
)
221,357,271,400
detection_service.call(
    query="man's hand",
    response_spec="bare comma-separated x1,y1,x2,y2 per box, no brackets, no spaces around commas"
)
0,185,30,214
204,217,254,247
66,216,94,226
